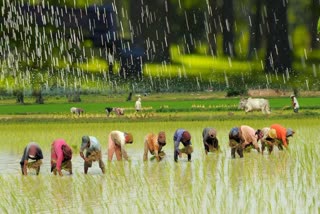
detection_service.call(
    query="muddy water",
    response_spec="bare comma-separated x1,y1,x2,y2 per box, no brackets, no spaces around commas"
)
1,146,319,213
0,147,221,175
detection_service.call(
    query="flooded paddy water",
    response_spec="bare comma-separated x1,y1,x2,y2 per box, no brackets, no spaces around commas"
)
0,119,319,213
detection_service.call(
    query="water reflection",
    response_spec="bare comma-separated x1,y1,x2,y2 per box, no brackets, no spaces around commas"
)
0,142,319,212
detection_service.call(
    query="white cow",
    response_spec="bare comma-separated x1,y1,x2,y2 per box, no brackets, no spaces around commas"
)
238,97,270,114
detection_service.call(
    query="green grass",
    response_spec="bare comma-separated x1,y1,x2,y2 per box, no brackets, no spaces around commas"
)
0,93,319,116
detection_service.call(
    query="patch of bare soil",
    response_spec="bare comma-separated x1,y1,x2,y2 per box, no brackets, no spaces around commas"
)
248,89,320,97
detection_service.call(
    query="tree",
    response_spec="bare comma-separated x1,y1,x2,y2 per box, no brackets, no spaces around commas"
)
183,8,206,54
221,0,236,57
129,0,171,63
247,0,263,59
13,88,24,104
170,1,207,55
207,0,219,56
264,0,292,73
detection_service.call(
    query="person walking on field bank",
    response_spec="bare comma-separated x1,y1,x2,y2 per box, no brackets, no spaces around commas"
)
270,124,295,150
135,97,142,112
173,129,193,162
202,127,219,155
80,136,105,174
143,132,166,161
260,127,277,154
228,125,262,158
51,139,73,176
108,131,133,161
20,142,43,175
290,94,299,113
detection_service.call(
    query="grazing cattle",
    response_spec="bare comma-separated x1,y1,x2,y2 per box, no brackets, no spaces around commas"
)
71,107,84,116
238,97,270,114
105,107,124,117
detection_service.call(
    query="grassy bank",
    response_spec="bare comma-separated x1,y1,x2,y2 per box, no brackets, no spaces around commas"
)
0,92,320,116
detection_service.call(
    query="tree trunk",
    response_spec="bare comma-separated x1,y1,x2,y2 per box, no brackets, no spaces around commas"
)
129,0,144,46
247,0,263,59
183,9,204,54
129,0,170,63
207,0,219,56
13,89,24,104
221,0,236,57
33,89,44,104
67,90,81,102
264,0,292,73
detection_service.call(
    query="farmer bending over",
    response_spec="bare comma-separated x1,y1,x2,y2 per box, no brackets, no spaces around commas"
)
260,127,277,154
202,127,219,155
108,131,133,161
80,136,105,174
229,127,244,158
51,139,73,176
241,125,262,153
229,125,261,158
143,131,166,161
173,129,193,162
270,124,295,150
20,142,43,176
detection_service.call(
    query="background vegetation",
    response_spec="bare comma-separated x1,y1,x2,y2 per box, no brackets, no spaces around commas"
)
1,0,320,104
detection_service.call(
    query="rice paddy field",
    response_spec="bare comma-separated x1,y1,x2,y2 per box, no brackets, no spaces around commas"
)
0,118,319,213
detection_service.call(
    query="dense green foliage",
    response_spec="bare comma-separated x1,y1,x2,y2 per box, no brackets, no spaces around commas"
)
0,0,320,97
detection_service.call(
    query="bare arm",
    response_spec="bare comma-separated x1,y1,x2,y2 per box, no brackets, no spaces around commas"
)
23,160,28,175
121,144,129,160
154,143,160,161
143,139,149,161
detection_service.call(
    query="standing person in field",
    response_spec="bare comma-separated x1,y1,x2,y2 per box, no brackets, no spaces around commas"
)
290,94,299,113
228,125,261,158
260,127,277,154
135,97,142,112
51,139,73,176
20,142,43,176
143,131,166,161
202,127,219,155
108,131,133,161
270,124,295,150
80,136,105,174
173,129,193,162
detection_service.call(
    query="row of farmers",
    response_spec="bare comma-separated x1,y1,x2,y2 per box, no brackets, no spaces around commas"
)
20,124,295,176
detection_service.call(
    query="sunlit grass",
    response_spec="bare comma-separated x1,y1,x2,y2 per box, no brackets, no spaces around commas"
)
144,45,262,81
78,58,108,73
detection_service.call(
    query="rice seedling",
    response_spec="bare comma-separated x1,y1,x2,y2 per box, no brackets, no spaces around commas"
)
0,118,319,213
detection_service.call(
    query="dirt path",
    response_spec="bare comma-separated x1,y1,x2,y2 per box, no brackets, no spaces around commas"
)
248,89,320,97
